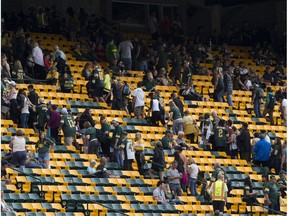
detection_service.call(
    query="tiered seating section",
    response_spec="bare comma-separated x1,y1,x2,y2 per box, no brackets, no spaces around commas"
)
1,32,286,216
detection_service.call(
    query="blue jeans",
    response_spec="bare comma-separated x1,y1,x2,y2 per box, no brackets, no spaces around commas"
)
138,60,148,72
227,93,234,107
217,89,225,102
189,178,198,196
121,58,132,70
20,113,30,128
254,99,261,117
115,148,123,168
172,119,183,135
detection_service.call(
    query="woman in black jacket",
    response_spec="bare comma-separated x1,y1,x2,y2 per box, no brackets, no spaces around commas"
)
242,176,259,206
78,108,95,135
148,141,165,181
269,138,282,174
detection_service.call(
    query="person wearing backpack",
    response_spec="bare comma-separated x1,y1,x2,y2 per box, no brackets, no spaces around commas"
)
252,84,264,118
262,87,276,125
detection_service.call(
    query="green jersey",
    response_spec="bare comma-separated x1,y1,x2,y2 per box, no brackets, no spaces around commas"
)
60,114,76,137
63,77,74,90
157,50,168,69
106,43,119,62
170,107,182,120
214,126,228,147
161,136,174,150
37,137,55,154
101,122,110,134
182,67,192,85
112,125,123,147
277,177,287,187
36,105,48,127
171,52,181,68
93,69,104,88
264,182,280,203
85,127,97,141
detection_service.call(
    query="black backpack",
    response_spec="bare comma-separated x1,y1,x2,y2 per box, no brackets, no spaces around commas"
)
267,94,276,109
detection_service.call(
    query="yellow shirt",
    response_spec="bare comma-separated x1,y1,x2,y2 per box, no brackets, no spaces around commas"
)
134,139,145,151
183,115,197,134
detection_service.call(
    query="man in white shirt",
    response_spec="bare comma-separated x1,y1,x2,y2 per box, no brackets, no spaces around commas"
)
52,44,66,61
132,82,145,119
118,38,133,70
188,158,199,196
32,41,47,80
279,96,287,126
153,180,168,204
167,160,182,196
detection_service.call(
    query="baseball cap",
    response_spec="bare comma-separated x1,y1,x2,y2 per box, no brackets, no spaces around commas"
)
279,170,286,175
165,130,173,134
39,98,45,104
270,175,276,180
112,118,118,123
204,113,210,119
61,108,68,115
90,159,96,163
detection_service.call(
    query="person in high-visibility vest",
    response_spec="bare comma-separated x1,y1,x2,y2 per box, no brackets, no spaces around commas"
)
209,172,228,213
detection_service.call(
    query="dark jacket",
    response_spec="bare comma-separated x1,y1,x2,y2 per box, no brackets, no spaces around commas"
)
237,129,251,153
152,147,165,168
79,113,95,129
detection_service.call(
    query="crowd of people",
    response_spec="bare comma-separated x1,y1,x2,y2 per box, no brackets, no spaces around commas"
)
1,5,287,216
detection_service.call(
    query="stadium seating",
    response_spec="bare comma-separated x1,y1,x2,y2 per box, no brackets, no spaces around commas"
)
1,31,286,216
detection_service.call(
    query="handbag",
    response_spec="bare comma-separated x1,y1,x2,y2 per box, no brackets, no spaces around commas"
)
181,172,188,185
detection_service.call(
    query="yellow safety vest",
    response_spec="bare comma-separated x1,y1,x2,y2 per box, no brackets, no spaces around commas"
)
211,180,225,201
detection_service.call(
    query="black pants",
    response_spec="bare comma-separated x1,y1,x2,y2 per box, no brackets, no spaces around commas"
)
151,111,165,126
214,146,226,152
99,136,111,157
50,127,59,145
253,160,269,167
186,133,196,143
10,99,19,124
88,139,101,158
212,200,225,213
124,159,133,170
135,151,145,175
34,63,48,80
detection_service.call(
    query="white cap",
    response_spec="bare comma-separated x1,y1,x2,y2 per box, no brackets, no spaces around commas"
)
8,81,16,86
90,159,96,163
39,98,45,104
61,108,68,114
112,118,118,123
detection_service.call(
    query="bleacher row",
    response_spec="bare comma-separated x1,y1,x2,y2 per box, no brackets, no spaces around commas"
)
1,32,287,216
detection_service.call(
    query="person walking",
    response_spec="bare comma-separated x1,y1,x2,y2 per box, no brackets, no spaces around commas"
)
262,87,276,125
188,158,199,196
237,122,251,162
183,110,198,143
134,132,145,175
209,173,228,214
168,101,183,135
167,160,182,196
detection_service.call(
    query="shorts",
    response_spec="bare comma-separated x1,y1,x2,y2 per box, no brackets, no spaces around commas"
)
120,97,128,109
10,151,27,166
38,153,50,161
134,106,144,117
151,164,164,172
64,137,73,145
94,87,104,97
